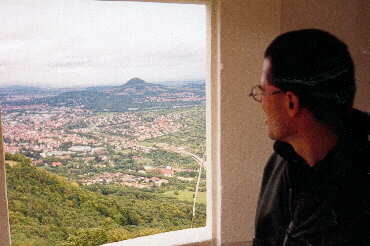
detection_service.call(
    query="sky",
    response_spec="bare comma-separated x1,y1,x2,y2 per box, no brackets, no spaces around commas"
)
0,0,206,88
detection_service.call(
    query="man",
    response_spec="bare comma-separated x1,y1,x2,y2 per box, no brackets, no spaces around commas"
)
250,29,369,246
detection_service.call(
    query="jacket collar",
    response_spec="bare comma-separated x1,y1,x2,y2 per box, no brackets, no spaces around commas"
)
273,108,369,171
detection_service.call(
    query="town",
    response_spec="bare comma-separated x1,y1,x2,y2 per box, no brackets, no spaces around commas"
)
2,103,206,190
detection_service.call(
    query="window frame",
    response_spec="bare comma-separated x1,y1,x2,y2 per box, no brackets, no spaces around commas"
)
0,113,11,246
0,1,217,245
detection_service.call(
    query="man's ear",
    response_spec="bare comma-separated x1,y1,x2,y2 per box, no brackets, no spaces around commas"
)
285,91,300,117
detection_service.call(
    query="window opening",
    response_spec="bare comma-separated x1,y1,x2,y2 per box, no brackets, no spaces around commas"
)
0,1,207,245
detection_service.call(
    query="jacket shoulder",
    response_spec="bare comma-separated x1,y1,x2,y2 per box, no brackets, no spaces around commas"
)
260,152,287,190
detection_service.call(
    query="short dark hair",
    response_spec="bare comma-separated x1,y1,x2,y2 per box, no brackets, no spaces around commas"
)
264,29,356,131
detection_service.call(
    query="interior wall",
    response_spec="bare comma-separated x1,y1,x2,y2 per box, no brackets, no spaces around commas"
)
217,0,369,245
218,0,281,244
281,0,370,111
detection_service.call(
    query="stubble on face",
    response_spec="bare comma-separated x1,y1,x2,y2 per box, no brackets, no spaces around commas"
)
265,107,290,141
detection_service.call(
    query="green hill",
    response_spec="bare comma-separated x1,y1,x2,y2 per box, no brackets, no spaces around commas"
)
5,153,206,246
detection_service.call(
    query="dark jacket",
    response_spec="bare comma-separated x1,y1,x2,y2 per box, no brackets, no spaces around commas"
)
253,109,370,246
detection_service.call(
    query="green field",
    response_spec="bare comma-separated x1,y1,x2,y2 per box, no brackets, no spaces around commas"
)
138,141,157,147
162,189,207,205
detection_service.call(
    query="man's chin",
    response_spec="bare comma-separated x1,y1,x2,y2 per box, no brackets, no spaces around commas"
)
267,130,283,141
267,132,277,140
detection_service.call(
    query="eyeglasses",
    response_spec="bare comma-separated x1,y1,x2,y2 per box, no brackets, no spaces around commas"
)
249,85,284,103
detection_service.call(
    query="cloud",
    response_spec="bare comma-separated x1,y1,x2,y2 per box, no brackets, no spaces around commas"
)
0,0,206,87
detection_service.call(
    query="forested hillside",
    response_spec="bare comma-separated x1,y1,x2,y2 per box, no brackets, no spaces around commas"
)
6,154,206,246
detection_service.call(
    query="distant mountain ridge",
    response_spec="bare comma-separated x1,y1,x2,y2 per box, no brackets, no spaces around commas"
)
123,77,149,87
0,85,45,94
115,78,168,95
1,78,205,112
0,78,205,92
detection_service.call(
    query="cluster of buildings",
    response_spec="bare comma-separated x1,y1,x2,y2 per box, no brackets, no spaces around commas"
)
3,106,93,154
2,105,183,156
1,105,201,188
80,172,169,188
147,91,205,102
80,165,196,189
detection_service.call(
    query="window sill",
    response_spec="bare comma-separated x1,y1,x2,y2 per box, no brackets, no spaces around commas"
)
102,227,212,246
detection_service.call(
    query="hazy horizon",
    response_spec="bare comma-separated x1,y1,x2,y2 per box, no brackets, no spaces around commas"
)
0,0,206,88
0,78,205,89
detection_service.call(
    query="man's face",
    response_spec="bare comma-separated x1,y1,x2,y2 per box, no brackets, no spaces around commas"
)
260,58,290,141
